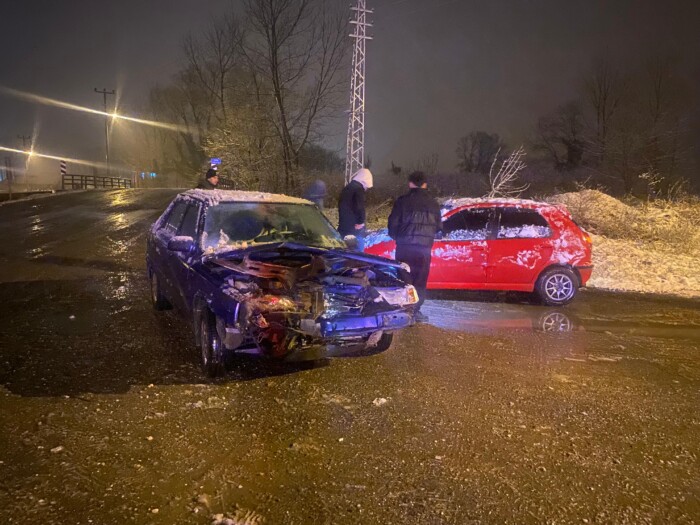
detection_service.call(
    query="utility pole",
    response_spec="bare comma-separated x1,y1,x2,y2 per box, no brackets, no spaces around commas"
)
94,87,116,174
4,156,13,201
344,0,373,183
17,135,31,150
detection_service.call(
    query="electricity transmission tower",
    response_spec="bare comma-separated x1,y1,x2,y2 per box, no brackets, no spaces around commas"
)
344,0,373,183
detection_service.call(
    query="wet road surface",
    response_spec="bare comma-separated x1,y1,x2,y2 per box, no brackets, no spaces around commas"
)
0,190,698,524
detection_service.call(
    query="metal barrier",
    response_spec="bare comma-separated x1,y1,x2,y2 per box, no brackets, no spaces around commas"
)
217,176,235,189
62,174,133,190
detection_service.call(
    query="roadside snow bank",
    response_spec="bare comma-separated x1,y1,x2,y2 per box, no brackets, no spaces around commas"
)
549,190,700,254
550,190,700,297
589,235,700,298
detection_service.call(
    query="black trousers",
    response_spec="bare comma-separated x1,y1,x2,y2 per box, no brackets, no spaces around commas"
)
395,244,432,310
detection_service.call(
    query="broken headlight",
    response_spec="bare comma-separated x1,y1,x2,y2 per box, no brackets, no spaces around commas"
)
375,285,419,306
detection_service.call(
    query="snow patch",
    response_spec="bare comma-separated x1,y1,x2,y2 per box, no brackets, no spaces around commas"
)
499,250,542,269
497,225,551,239
181,189,312,207
444,228,488,241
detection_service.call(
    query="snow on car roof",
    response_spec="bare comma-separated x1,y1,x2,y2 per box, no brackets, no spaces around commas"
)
441,197,561,211
181,189,313,207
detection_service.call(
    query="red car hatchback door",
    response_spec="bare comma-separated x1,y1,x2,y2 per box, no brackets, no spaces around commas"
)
487,207,554,290
429,207,492,288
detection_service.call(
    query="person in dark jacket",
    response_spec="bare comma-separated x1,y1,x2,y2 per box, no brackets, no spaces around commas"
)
304,179,327,209
388,171,441,322
338,168,373,251
196,168,219,190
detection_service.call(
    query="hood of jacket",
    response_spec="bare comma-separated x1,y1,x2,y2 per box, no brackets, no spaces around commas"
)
351,168,373,189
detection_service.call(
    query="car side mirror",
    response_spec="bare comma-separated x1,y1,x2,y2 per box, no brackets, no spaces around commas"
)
435,230,444,240
168,236,195,253
343,235,359,250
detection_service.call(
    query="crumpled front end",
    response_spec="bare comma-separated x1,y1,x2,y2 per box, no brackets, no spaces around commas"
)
212,245,416,357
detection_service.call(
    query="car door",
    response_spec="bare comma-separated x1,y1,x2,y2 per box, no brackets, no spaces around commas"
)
152,199,188,303
487,207,554,288
166,202,202,314
429,207,492,288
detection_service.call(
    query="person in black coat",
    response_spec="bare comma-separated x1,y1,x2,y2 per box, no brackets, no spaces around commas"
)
196,168,219,190
388,171,442,322
338,168,373,251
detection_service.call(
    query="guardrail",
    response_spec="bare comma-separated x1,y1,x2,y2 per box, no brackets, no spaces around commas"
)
217,176,235,189
62,174,133,190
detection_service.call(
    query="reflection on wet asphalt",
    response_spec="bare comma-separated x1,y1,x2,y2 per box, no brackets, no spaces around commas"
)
0,190,698,524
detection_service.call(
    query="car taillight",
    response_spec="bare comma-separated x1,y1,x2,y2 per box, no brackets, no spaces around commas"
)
582,230,592,244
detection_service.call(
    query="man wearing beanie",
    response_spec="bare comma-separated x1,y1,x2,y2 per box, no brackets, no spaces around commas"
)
196,168,220,190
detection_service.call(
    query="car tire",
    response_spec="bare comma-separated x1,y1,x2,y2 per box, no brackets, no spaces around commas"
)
535,267,578,306
370,332,394,352
199,311,225,378
150,271,171,311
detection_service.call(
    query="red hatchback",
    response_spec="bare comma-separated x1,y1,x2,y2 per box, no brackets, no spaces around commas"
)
365,198,593,305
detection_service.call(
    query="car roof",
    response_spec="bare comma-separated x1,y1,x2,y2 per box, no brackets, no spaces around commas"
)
179,189,313,207
441,197,565,213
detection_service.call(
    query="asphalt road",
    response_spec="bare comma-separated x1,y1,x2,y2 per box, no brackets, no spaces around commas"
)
0,190,698,524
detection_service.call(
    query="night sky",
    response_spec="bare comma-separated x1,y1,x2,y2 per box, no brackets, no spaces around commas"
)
2,0,699,174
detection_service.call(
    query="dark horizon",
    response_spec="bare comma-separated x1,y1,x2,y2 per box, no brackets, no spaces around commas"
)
1,0,699,177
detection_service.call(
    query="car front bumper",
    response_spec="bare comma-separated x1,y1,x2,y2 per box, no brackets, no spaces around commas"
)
320,309,414,339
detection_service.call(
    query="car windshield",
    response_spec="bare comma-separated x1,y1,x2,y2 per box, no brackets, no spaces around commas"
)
202,202,345,253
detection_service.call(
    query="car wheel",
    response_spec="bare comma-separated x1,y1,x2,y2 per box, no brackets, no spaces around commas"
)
199,311,225,378
535,267,578,306
150,271,171,310
366,332,394,352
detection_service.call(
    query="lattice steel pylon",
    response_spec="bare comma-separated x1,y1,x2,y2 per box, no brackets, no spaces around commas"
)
344,0,373,183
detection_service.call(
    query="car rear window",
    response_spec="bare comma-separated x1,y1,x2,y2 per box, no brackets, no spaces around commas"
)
497,209,551,239
442,209,490,240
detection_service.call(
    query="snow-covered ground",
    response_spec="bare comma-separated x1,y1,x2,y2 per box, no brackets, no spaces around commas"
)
551,190,700,298
589,234,700,298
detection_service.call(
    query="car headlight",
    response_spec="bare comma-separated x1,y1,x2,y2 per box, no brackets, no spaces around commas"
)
376,285,419,306
405,285,419,304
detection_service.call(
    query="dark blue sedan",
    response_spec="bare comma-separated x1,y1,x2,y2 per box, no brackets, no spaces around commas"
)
146,189,417,376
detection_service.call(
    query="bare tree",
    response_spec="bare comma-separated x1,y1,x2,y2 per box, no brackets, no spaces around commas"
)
182,12,244,124
533,101,584,170
242,0,349,192
456,131,505,174
408,152,439,177
584,58,626,163
487,146,528,198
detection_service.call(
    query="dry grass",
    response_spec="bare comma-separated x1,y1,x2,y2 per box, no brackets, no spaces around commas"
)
322,200,391,231
549,190,700,255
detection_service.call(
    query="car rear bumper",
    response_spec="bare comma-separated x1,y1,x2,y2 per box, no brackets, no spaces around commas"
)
575,265,593,286
320,310,413,339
